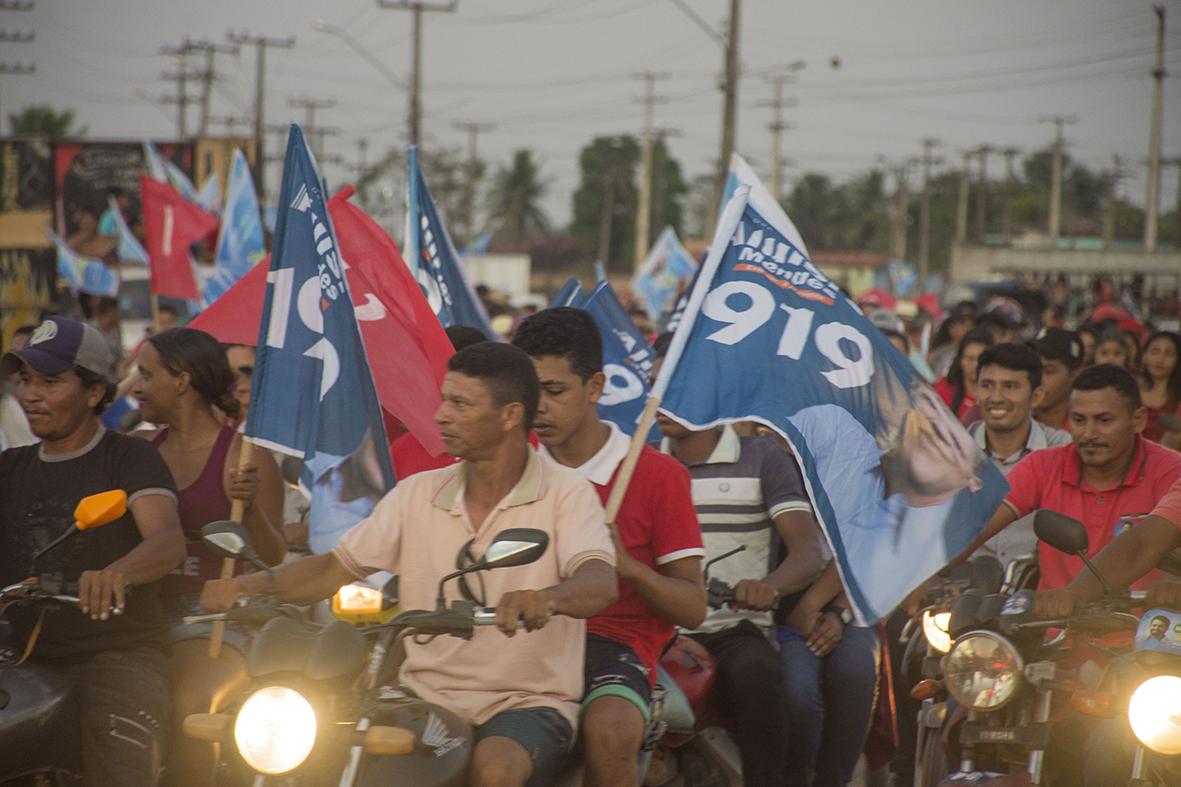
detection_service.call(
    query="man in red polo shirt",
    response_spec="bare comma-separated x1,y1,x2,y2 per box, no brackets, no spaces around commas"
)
976,364,1181,591
513,308,705,787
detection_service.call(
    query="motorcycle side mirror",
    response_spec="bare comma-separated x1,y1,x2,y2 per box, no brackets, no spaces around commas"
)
967,555,1005,595
1033,510,1089,556
948,589,984,639
201,520,268,572
481,529,549,570
74,490,128,530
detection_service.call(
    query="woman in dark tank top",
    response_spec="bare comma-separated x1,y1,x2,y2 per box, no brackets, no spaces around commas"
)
133,327,285,787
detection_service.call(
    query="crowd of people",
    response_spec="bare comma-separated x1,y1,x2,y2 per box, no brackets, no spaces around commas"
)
1,268,1181,787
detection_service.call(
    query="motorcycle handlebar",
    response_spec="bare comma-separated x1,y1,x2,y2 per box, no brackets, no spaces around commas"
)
0,584,123,615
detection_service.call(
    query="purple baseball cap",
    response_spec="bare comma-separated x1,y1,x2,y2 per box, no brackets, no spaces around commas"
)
1,317,115,383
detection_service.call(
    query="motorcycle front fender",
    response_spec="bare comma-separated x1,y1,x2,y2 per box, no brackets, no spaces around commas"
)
938,772,1031,786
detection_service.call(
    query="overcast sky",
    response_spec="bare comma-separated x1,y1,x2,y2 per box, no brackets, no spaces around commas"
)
7,0,1180,232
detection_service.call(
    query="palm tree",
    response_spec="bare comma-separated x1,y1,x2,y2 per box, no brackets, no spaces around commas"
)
486,149,550,243
8,106,86,139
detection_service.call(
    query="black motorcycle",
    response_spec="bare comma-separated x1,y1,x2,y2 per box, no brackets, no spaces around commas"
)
182,519,551,786
0,490,130,785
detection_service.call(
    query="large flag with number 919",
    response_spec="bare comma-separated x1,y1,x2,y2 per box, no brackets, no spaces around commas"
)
653,154,1008,624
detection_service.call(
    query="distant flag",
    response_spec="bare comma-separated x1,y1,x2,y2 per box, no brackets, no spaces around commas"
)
406,146,494,336
44,227,119,297
140,175,219,300
593,260,607,284
196,173,222,215
633,226,698,326
248,124,395,554
143,141,168,181
107,195,148,265
581,280,660,442
263,203,277,234
204,149,266,307
550,277,585,308
461,231,493,257
144,140,201,204
652,154,1008,624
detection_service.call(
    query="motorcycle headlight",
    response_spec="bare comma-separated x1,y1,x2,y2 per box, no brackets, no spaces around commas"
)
943,631,1023,711
922,610,952,654
234,686,317,774
1128,675,1181,756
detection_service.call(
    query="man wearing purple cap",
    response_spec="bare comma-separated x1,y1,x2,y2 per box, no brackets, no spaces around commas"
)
0,317,185,785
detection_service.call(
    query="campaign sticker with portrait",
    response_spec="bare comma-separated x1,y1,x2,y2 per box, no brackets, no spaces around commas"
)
1136,609,1181,656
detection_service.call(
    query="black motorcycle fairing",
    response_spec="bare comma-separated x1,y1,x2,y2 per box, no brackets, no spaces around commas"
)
357,696,472,787
0,662,81,781
246,617,367,681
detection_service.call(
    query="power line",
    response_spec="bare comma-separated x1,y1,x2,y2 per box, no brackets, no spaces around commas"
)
227,30,296,203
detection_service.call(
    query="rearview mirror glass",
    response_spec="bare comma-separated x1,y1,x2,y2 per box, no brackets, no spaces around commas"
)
1034,510,1089,555
483,528,549,570
201,520,251,560
74,490,127,530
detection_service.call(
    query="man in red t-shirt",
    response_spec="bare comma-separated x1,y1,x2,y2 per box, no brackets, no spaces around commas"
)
971,364,1181,592
513,308,705,787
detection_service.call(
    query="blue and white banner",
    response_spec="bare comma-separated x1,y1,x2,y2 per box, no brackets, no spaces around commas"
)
248,124,396,554
406,146,494,336
144,140,200,203
550,277,585,308
583,280,660,442
45,227,119,297
143,141,168,182
196,173,222,215
204,149,266,307
633,226,697,326
653,154,1008,624
107,196,148,265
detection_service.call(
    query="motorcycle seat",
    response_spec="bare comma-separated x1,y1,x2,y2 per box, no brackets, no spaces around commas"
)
654,666,695,734
247,617,367,681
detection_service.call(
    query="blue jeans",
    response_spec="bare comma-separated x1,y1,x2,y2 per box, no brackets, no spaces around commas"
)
778,623,880,787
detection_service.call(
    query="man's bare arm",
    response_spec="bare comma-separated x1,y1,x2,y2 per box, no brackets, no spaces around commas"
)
201,552,357,612
764,510,825,595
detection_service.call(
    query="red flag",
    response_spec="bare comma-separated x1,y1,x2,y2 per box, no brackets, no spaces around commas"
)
328,185,452,456
140,174,218,300
187,255,269,344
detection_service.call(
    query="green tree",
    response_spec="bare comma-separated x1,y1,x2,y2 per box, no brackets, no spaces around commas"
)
8,105,86,139
570,135,639,270
486,149,550,244
644,137,688,247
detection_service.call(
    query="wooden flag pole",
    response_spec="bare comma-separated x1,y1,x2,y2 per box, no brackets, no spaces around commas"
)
208,440,255,658
603,396,662,523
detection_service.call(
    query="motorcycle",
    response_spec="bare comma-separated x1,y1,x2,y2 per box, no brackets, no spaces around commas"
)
934,510,1148,786
183,519,551,786
0,490,131,785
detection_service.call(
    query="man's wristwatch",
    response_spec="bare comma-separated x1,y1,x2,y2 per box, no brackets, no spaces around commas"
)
823,604,852,625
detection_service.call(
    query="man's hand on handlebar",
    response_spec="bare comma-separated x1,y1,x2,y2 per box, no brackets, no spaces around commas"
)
494,589,553,636
1034,588,1080,620
732,579,779,611
78,568,127,620
1147,580,1181,611
201,578,245,613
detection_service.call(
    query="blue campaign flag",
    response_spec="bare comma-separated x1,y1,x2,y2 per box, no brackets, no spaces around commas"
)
461,231,492,257
45,227,119,297
197,173,222,215
143,141,168,181
550,277,585,308
204,149,266,307
653,154,1009,624
248,124,396,554
107,196,148,265
406,147,494,336
144,140,200,204
632,226,698,326
582,280,660,441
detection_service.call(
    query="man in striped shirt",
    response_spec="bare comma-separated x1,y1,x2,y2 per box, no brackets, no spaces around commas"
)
653,337,824,787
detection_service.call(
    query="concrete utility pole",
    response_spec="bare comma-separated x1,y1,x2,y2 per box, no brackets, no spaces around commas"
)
886,159,914,261
355,137,369,206
186,39,239,137
1144,4,1166,252
1001,146,1020,243
453,120,495,245
712,0,742,231
974,144,993,242
763,73,798,203
955,150,972,245
632,71,670,271
1040,115,1077,245
918,137,941,288
1102,154,1127,251
159,42,199,139
227,31,294,202
287,97,337,158
377,1,458,149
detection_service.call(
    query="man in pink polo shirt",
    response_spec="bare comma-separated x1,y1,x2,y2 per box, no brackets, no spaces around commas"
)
974,364,1181,592
513,308,705,787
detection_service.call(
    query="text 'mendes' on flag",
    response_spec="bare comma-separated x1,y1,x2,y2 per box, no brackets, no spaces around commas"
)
204,149,266,307
407,146,495,337
248,124,395,555
140,175,218,301
653,154,1009,624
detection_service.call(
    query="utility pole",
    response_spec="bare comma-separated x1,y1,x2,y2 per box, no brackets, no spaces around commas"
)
763,73,798,203
1040,115,1077,245
974,144,993,242
287,97,337,158
377,1,458,149
918,137,941,288
1102,154,1127,251
955,150,972,245
632,71,670,270
886,159,914,261
1144,4,1166,252
355,137,369,208
1001,146,1020,243
453,120,495,245
186,39,239,137
712,0,741,231
159,42,199,139
227,30,295,202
